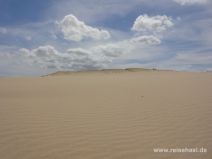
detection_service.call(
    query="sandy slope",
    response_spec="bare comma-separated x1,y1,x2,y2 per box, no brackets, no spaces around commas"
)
0,70,212,159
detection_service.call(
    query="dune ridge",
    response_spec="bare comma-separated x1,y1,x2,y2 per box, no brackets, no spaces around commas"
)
45,68,159,76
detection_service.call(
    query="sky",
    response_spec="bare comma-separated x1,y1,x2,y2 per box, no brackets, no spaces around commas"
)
0,0,212,76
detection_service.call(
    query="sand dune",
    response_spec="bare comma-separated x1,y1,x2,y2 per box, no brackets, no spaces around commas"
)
45,68,156,76
0,70,212,159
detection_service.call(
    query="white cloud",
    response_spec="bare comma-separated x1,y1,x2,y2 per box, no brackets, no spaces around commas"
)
173,0,207,5
1,13,175,75
20,45,109,70
18,34,161,71
20,45,120,70
57,14,111,42
0,27,7,34
131,14,174,33
130,35,161,45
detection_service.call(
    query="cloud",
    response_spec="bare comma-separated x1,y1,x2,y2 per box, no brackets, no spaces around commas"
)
57,14,111,42
19,45,110,70
18,34,161,71
0,27,7,34
131,14,174,34
173,0,207,5
20,45,120,70
130,35,161,45
0,12,176,75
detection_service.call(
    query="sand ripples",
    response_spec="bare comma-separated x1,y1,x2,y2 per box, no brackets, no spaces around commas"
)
0,72,212,158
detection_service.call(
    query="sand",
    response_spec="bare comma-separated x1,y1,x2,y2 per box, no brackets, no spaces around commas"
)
0,70,212,159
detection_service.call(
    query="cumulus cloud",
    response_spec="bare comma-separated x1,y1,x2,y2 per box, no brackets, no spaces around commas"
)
131,15,174,33
19,45,115,70
0,27,7,34
20,45,102,70
57,14,111,42
19,45,110,70
18,34,161,71
173,0,207,5
1,14,173,75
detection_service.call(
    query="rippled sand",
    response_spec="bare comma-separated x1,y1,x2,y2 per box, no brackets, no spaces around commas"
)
0,71,212,159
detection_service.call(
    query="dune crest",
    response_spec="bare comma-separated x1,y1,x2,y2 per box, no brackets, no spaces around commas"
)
46,68,159,76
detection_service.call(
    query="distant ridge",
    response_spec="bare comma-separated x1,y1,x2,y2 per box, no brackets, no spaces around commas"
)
45,68,158,77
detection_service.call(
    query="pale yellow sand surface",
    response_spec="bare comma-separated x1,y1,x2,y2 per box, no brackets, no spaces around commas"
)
0,70,212,159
